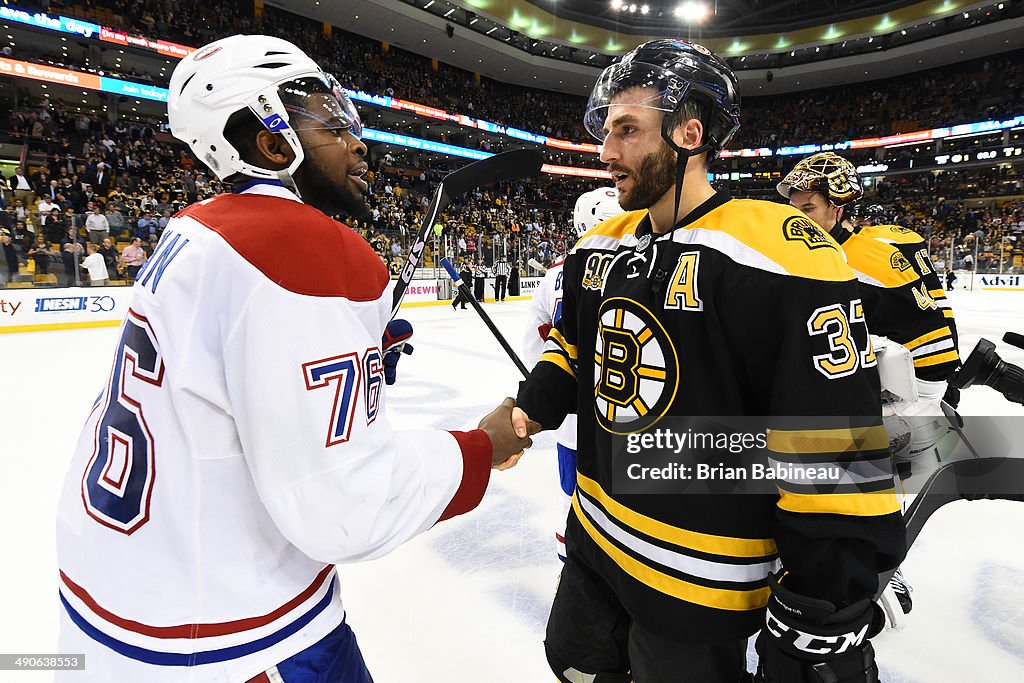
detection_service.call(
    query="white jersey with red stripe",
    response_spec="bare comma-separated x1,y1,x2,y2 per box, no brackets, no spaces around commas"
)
522,259,576,449
55,182,492,682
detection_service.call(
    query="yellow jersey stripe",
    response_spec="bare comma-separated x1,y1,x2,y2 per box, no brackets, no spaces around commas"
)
929,289,947,299
573,495,772,611
767,425,890,455
547,328,578,360
575,472,777,557
943,310,956,319
540,351,576,379
778,489,901,516
904,327,952,350
913,350,960,368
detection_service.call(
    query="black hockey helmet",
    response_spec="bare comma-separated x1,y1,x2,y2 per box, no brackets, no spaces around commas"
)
584,39,741,156
584,40,741,223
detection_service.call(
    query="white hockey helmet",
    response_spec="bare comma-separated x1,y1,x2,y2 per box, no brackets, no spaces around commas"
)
573,187,624,236
167,34,362,184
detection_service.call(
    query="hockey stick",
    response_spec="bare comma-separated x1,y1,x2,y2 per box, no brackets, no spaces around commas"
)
874,403,1024,600
441,258,530,378
876,457,1024,599
391,149,544,317
527,257,548,274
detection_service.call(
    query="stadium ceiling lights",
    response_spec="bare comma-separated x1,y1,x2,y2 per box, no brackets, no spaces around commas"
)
674,2,710,22
611,0,707,20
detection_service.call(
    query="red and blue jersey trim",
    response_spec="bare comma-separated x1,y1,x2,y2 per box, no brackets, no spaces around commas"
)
58,565,338,665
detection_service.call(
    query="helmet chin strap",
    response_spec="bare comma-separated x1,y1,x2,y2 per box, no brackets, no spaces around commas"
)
828,204,848,241
275,129,307,201
230,133,307,200
276,168,304,201
661,116,713,228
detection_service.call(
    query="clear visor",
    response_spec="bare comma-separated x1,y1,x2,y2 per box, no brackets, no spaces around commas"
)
583,61,690,142
276,73,362,138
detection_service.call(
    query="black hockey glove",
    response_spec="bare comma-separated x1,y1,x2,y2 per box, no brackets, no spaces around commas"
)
755,574,884,683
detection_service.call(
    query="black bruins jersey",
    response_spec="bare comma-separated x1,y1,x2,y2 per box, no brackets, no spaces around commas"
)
518,192,906,643
837,224,959,382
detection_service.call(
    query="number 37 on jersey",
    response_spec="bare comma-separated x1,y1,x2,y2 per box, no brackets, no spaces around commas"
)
806,299,876,380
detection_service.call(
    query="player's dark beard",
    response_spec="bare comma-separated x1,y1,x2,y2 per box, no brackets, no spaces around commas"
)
618,143,676,212
293,152,370,219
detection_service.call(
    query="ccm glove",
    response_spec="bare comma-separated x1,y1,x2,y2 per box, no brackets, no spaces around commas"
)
755,574,884,683
382,319,414,385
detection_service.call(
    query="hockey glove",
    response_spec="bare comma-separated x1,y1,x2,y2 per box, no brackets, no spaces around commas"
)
382,319,414,385
755,574,884,683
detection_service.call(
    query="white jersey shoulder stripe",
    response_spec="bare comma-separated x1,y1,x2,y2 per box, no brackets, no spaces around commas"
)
670,228,790,277
571,222,794,278
851,269,886,288
572,233,639,254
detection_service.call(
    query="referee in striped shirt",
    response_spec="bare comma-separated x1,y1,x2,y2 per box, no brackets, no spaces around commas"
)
492,257,511,301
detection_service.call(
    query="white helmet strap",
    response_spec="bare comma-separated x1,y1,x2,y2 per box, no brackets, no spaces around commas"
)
223,84,310,197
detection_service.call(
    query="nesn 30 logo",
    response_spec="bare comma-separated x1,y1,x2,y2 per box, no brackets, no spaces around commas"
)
35,297,88,312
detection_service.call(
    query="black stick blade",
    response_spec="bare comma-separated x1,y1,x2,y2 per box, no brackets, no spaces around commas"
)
442,149,544,198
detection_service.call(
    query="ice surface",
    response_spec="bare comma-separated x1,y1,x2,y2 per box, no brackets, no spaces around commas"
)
2,289,1022,681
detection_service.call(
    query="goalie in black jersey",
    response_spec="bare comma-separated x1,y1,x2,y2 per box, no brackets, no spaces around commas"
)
778,152,961,414
508,40,906,683
778,152,963,629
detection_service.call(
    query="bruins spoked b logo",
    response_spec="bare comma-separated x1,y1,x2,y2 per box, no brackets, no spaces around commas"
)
594,298,679,434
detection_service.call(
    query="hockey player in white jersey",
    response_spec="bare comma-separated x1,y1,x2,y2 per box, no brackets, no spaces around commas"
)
55,35,535,683
522,187,623,561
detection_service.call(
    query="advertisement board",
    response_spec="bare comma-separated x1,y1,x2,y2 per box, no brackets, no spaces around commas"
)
0,287,134,333
1,279,547,331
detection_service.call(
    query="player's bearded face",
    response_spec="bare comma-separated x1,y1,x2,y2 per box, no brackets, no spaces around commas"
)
295,131,370,218
291,95,370,218
617,142,676,212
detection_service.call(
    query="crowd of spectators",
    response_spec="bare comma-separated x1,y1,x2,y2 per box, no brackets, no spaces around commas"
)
857,169,1024,275
1,93,228,284
347,163,593,275
12,0,1022,153
735,52,1024,149
0,90,589,285
3,95,1022,287
2,0,1023,287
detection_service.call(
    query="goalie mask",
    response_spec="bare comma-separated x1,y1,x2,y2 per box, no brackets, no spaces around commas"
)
168,35,362,195
573,187,625,237
777,152,864,208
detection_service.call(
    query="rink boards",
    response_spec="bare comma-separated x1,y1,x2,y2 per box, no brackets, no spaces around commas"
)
0,277,546,333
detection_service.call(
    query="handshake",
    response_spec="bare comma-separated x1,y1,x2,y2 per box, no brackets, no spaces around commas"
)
381,320,541,468
477,398,542,470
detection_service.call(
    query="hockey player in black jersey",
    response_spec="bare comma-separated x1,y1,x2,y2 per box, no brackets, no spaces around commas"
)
778,152,960,405
778,152,963,628
509,41,906,682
